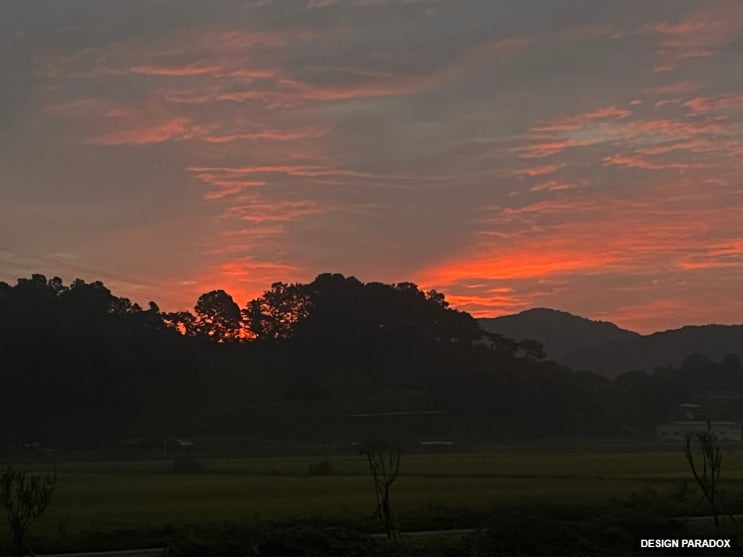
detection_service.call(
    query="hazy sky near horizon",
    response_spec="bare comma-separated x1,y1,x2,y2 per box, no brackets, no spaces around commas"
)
2,0,743,334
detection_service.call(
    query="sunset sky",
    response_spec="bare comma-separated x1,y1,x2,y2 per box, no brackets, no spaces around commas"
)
2,0,743,334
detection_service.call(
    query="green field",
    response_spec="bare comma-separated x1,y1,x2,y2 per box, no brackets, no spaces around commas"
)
9,446,743,539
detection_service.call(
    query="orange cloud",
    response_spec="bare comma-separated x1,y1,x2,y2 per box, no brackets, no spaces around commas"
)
70,95,327,146
509,139,588,159
411,181,743,329
186,164,448,186
531,111,727,149
40,27,309,80
129,64,223,76
598,298,690,334
201,180,267,201
601,154,703,171
582,106,632,120
641,0,743,70
645,81,699,96
532,105,632,133
198,126,328,144
183,258,308,308
676,239,743,270
271,35,533,102
144,34,535,109
529,180,585,192
187,164,370,179
682,93,743,114
512,163,566,177
87,117,194,145
236,200,323,224
417,246,620,285
634,139,722,156
631,118,732,138
516,97,741,179
442,291,526,318
130,64,279,80
599,289,743,334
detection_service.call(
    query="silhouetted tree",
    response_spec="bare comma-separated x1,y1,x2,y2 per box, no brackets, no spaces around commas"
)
133,300,166,331
63,279,118,315
193,290,243,341
425,289,448,308
360,440,402,540
0,467,56,557
483,331,519,356
684,425,734,527
162,310,197,336
1,271,637,450
292,274,482,347
243,282,311,340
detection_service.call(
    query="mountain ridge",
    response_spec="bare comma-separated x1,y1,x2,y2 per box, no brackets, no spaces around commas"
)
478,307,640,360
478,308,743,377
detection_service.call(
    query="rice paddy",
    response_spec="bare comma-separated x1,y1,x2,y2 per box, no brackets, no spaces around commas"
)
16,444,743,537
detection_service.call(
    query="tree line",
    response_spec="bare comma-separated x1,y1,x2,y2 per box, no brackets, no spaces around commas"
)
0,273,741,450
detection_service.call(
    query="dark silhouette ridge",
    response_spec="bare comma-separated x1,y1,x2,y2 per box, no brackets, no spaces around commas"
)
1,273,742,450
479,309,743,378
561,324,743,378
478,307,640,360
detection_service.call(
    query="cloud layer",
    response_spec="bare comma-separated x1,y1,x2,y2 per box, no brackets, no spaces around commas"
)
2,0,743,333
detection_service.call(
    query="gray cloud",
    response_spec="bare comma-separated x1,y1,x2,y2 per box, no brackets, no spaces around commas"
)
2,0,742,332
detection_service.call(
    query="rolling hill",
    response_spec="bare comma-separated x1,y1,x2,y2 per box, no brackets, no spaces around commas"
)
478,308,640,360
479,309,743,378
560,324,743,377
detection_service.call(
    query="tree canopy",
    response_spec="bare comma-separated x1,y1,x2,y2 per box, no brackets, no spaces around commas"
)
4,272,738,452
158,273,488,348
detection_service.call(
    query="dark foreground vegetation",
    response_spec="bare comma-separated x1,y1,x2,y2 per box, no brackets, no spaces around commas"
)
1,273,742,451
2,273,743,555
13,498,742,556
153,512,706,557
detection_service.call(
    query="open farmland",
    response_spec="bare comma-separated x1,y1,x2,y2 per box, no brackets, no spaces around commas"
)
12,445,743,539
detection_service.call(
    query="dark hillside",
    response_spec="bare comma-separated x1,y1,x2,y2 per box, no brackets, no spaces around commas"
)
4,274,741,452
0,274,623,450
562,324,743,377
478,308,639,360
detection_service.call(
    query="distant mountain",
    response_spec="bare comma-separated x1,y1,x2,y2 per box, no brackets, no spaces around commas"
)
479,309,743,378
561,324,743,378
478,308,640,360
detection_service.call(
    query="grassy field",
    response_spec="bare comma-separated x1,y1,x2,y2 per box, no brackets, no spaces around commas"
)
10,446,743,539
